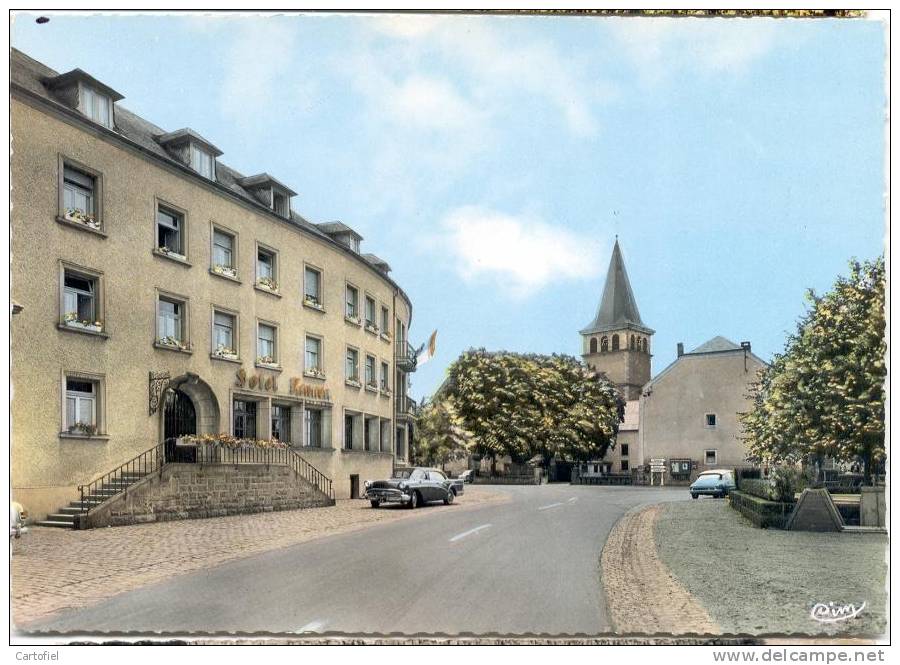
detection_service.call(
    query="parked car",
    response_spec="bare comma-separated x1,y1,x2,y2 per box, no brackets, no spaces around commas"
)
365,467,464,508
10,501,28,541
690,470,736,499
458,469,474,483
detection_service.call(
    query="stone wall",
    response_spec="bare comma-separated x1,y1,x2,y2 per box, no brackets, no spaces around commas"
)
82,463,333,528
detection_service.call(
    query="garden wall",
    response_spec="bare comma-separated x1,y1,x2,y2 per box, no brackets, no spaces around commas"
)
728,490,795,529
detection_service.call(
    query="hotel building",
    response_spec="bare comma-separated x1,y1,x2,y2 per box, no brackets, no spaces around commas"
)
11,49,417,518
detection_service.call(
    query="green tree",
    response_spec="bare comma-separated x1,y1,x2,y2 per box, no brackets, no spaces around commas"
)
444,349,623,470
412,399,473,469
741,257,886,482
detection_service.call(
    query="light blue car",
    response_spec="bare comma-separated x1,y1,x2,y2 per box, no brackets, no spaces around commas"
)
690,470,737,499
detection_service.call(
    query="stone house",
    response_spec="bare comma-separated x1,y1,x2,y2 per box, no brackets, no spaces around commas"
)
580,240,766,483
10,48,418,520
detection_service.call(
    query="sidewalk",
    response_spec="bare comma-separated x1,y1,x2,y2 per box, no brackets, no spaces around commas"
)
12,487,505,627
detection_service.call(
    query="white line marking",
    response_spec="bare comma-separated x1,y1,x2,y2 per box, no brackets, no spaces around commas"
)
298,620,326,633
449,524,492,542
568,497,578,504
538,502,565,511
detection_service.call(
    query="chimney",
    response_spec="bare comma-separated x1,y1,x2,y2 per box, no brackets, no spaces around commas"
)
677,342,684,357
741,341,751,351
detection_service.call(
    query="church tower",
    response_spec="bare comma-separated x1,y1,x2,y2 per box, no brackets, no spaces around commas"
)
580,239,654,400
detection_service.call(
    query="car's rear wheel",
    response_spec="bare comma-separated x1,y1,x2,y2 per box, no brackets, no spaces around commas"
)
444,489,455,505
370,499,380,508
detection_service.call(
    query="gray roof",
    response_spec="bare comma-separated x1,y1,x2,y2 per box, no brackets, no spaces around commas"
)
238,173,298,197
581,240,654,335
362,253,391,273
156,128,223,156
10,48,411,310
316,221,362,239
44,67,124,101
688,336,742,354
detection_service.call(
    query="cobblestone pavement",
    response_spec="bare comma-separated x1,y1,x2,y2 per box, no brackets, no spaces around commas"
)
655,500,887,638
600,504,720,636
11,487,506,628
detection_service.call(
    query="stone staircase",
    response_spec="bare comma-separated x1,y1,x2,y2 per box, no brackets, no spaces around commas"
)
34,471,149,529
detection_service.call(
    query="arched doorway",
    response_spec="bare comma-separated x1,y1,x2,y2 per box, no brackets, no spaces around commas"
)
158,373,220,442
164,388,196,440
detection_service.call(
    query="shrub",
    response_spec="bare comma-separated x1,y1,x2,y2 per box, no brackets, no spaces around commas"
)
770,466,805,502
729,490,794,529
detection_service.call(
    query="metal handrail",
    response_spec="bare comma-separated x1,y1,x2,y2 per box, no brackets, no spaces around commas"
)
77,440,335,515
77,442,166,513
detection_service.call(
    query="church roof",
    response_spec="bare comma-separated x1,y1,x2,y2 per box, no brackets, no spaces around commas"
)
580,240,654,335
688,336,743,354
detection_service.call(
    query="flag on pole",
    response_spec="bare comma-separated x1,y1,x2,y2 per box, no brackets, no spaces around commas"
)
416,330,438,366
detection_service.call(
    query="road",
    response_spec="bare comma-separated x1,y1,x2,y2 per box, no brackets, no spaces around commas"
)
30,484,686,636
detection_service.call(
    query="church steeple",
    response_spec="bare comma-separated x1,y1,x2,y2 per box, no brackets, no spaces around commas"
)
580,239,654,400
581,239,653,336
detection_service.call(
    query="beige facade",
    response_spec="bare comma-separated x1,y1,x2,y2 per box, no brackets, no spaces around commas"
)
638,341,767,481
11,51,416,517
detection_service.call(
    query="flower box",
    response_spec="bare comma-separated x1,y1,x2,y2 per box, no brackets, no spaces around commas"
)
345,378,362,388
64,208,101,230
67,421,97,436
256,277,278,292
212,346,239,360
304,368,326,379
365,382,379,392
212,264,238,279
303,295,324,310
64,314,103,333
365,323,380,334
157,246,187,261
345,315,361,326
256,356,280,369
157,336,192,351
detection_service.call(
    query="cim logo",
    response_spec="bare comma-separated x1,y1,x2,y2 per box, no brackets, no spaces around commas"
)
810,601,866,623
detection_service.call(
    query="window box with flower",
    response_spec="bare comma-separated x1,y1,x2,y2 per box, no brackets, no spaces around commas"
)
345,314,361,326
211,264,238,279
212,345,239,361
304,367,326,380
157,336,192,352
345,377,362,389
303,294,324,311
256,276,278,293
256,355,281,370
364,322,380,335
67,421,98,437
64,312,104,333
365,381,379,393
157,245,187,262
63,207,102,231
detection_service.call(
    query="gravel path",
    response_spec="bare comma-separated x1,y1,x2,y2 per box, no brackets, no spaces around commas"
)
12,488,506,627
655,500,887,637
601,505,720,635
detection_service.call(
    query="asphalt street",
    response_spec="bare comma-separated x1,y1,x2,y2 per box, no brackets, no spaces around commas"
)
31,484,687,636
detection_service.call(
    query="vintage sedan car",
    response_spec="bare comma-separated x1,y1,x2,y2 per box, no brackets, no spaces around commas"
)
365,467,464,508
458,469,474,483
690,470,737,499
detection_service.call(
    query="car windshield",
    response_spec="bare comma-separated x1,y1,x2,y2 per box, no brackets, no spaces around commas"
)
409,469,426,481
391,469,412,479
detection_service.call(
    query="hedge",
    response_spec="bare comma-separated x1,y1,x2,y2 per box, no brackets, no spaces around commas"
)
729,490,795,529
739,478,774,500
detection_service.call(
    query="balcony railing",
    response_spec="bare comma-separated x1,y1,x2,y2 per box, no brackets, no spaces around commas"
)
396,395,417,417
395,340,417,372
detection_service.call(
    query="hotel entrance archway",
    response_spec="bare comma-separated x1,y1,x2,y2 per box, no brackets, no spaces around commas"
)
164,388,196,440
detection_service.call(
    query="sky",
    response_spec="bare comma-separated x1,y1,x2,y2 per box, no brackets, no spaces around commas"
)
12,12,887,400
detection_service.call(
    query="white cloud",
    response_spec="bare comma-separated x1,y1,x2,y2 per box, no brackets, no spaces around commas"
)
609,17,780,84
438,206,602,297
386,75,483,132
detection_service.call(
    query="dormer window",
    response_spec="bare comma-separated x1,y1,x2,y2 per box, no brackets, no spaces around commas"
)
272,190,289,217
190,144,215,180
81,86,113,128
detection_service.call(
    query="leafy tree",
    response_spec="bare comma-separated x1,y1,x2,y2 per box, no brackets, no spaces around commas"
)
741,257,886,482
412,399,473,469
442,349,623,471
